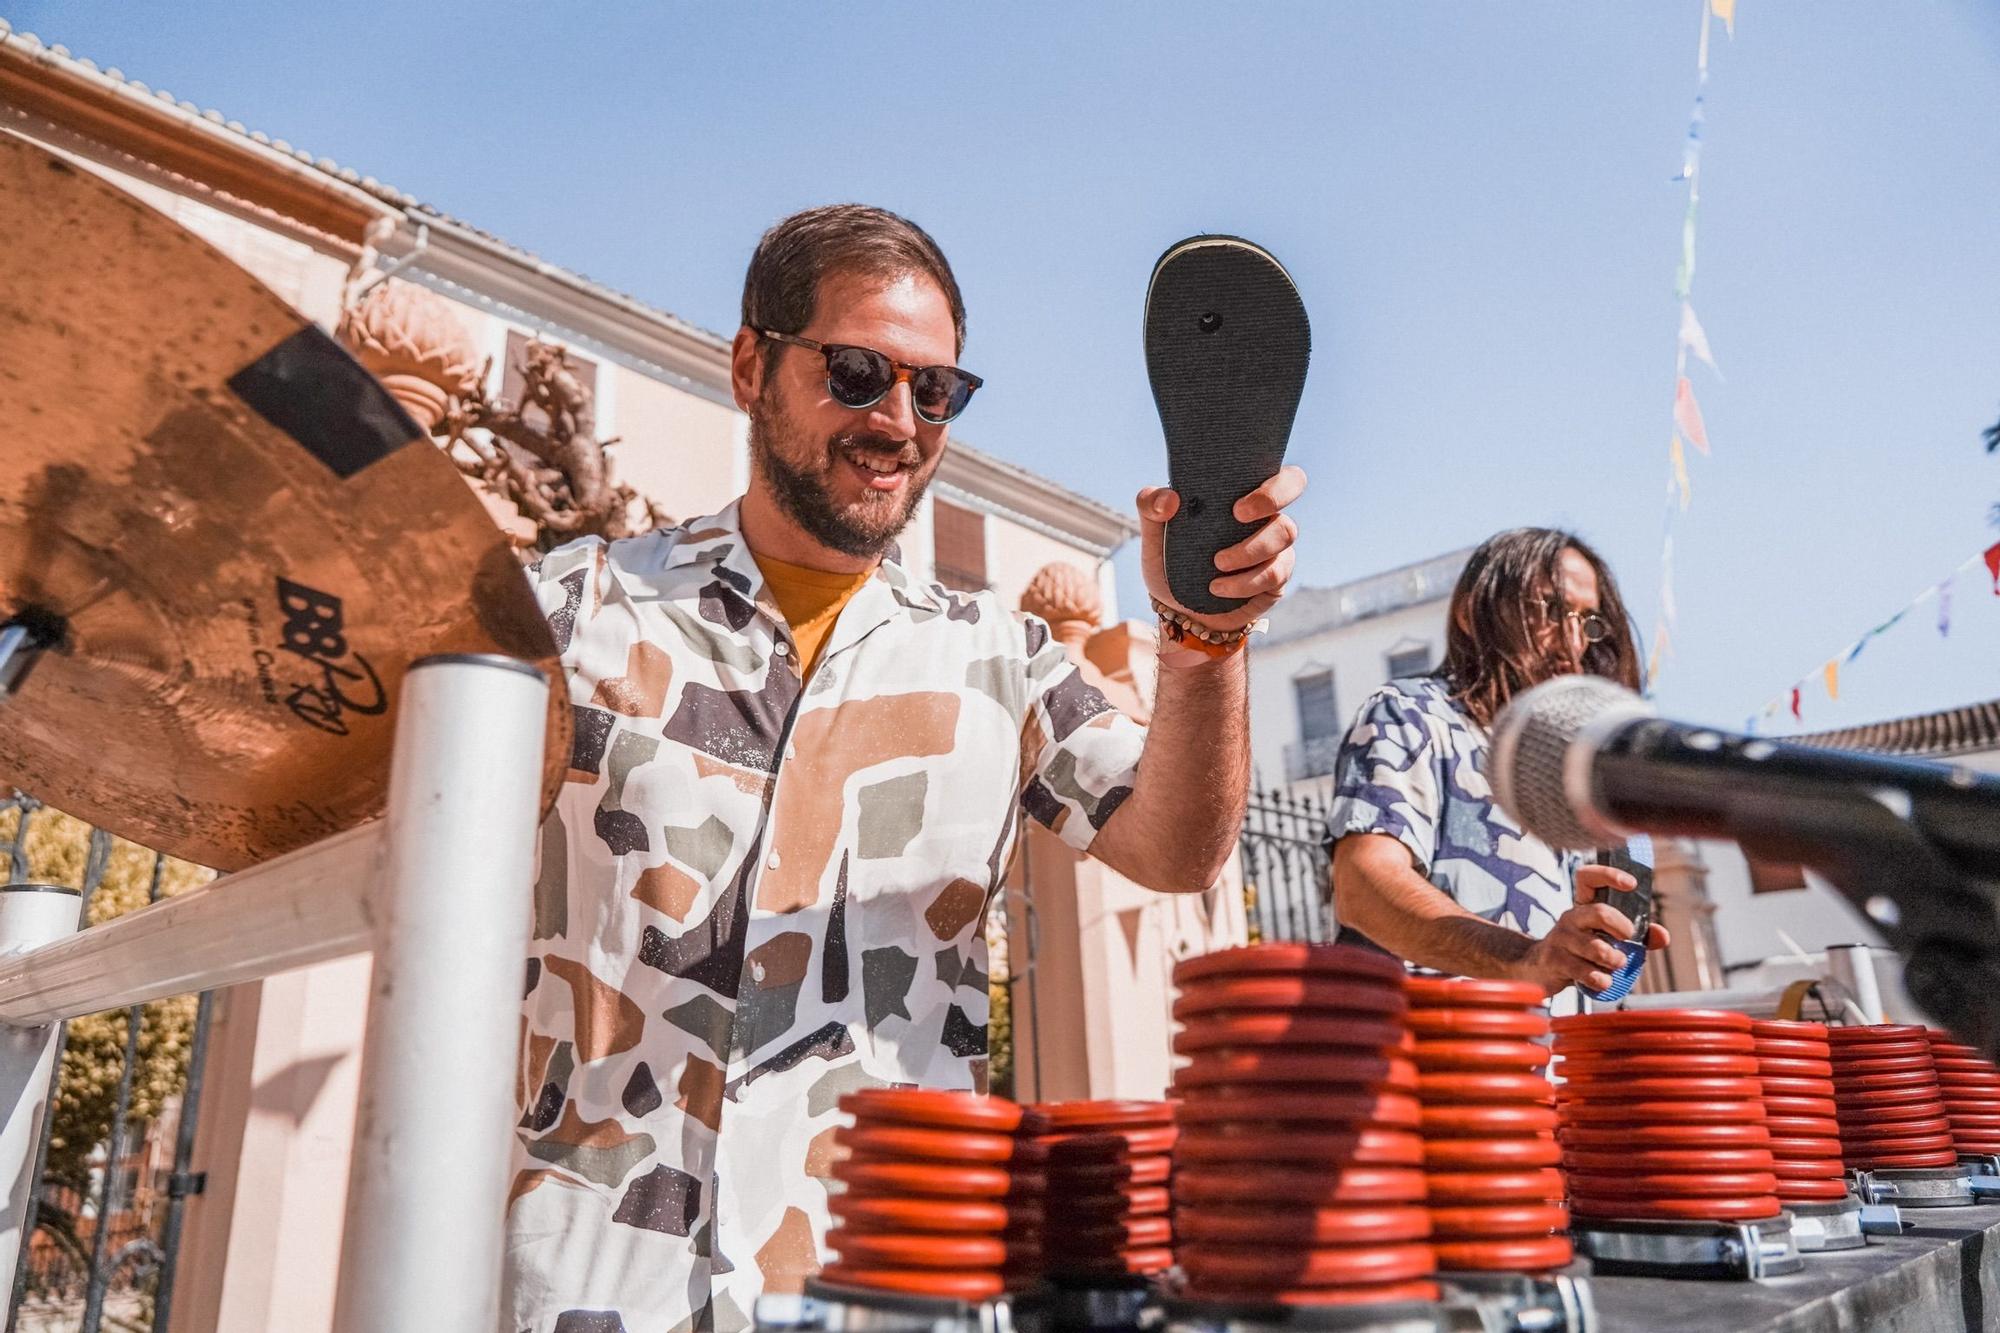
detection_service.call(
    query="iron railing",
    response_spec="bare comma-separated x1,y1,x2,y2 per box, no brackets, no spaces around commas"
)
0,792,211,1333
1237,784,1335,943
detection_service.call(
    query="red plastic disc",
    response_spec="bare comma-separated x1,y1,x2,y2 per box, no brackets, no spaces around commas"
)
841,1089,1036,1135
1765,1116,1840,1138
1038,1215,1174,1248
1935,1072,2000,1091
1828,1024,1930,1042
1406,1008,1551,1040
1420,1103,1560,1137
1559,1122,1772,1149
1428,1203,1570,1238
1562,1098,1767,1125
1179,1280,1443,1308
1176,1088,1422,1127
1042,1247,1176,1277
828,1231,1007,1270
1174,944,1409,987
1836,1085,1945,1110
1412,1039,1553,1071
1947,1113,2000,1129
832,1159,1024,1199
1416,1071,1555,1104
828,1195,1012,1234
1839,1128,1955,1153
1177,1049,1419,1090
1178,1241,1436,1286
1569,1195,1784,1222
1404,976,1547,1008
1753,1038,1833,1060
1039,1124,1179,1156
839,1125,1027,1164
818,1267,1009,1301
1771,1158,1846,1180
1558,1053,1760,1078
1172,976,1407,1019
1174,1204,1432,1245
1177,1165,1426,1205
1931,1056,2000,1073
1563,1147,1775,1173
1831,1072,1941,1094
1562,1076,1765,1102
1753,1020,1830,1040
1848,1149,1959,1169
1831,1051,1935,1073
1566,1170,1779,1197
1764,1095,1840,1118
1556,1030,1754,1056
1048,1156,1173,1187
1176,1014,1406,1054
1759,1077,1838,1099
1424,1169,1566,1203
1765,1136,1843,1157
1032,1100,1175,1129
1829,1036,1933,1055
1433,1236,1575,1273
1178,1126,1424,1168
1754,1057,1836,1079
1424,1138,1561,1170
1777,1177,1854,1203
1840,1116,1951,1141
1554,1009,1752,1033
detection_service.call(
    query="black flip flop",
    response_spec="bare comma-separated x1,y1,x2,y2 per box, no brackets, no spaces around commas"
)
1143,235,1310,617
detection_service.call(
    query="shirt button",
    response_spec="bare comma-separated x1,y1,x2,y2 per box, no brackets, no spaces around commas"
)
767,851,782,870
773,642,790,657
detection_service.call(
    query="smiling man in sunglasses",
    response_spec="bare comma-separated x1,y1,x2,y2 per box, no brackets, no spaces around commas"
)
504,204,1305,1332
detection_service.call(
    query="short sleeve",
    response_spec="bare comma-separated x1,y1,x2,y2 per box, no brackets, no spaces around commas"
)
1322,685,1443,875
526,535,608,677
1014,613,1147,854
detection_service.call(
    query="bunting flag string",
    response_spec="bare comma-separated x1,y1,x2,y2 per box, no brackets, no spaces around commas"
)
1648,0,1734,693
1746,541,2000,732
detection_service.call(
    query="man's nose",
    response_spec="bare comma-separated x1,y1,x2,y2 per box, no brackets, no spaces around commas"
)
865,376,919,440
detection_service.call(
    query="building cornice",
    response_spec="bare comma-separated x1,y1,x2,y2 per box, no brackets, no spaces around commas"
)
1790,698,2000,760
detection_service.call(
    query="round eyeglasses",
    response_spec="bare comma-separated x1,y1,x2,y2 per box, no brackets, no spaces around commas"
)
757,329,982,425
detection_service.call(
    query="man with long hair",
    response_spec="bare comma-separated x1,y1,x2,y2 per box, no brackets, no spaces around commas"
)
1324,528,1668,994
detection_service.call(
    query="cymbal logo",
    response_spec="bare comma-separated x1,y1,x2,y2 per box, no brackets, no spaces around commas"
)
274,578,387,735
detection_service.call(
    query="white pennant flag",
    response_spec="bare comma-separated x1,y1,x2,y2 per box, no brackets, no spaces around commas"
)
1679,302,1722,378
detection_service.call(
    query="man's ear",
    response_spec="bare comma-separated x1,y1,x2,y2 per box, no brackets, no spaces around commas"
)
730,327,764,413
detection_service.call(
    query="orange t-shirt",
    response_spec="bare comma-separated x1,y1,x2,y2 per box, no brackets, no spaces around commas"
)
752,551,875,680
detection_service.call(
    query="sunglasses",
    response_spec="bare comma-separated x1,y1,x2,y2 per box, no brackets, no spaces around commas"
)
757,330,982,425
1545,602,1612,644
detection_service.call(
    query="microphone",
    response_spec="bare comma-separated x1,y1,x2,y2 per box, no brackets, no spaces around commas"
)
1490,675,2000,1052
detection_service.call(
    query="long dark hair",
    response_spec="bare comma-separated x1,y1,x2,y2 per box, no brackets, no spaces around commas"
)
1439,527,1642,728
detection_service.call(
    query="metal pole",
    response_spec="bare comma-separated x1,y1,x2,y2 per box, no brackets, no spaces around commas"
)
80,855,164,1333
148,988,213,1333
329,654,547,1333
0,886,83,1309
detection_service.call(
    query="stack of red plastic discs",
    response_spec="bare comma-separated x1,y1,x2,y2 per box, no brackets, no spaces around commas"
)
824,1089,1046,1301
1923,1029,2000,1158
1554,1010,1782,1223
1026,1100,1176,1280
1169,943,1436,1307
1404,977,1569,1273
1747,1019,1848,1205
1827,1024,1956,1170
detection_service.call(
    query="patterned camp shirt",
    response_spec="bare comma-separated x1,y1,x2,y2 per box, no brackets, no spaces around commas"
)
1322,675,1581,943
503,501,1146,1333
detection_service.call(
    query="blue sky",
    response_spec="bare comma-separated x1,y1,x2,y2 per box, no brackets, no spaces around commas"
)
11,1,2000,735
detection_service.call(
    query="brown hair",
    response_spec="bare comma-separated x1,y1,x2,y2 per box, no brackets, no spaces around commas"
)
1438,527,1642,728
741,204,966,372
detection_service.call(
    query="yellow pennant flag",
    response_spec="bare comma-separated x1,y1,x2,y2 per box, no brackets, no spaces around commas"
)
1824,660,1840,701
1670,435,1692,510
1711,0,1736,36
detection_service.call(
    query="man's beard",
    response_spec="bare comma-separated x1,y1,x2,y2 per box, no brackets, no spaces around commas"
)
748,400,932,560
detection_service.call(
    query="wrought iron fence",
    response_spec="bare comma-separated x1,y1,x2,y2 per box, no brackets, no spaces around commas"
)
1238,784,1335,943
0,793,212,1333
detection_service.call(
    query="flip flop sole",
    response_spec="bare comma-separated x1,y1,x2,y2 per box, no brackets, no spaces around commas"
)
1144,235,1309,615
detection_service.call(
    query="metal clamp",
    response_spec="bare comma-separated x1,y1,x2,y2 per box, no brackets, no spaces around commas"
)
1574,1215,1804,1281
1438,1272,1595,1332
1858,1204,1905,1235
1849,1166,1975,1208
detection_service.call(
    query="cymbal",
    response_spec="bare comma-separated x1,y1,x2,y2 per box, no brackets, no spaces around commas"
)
0,131,570,871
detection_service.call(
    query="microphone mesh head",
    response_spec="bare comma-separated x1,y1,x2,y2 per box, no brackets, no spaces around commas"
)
1491,675,1652,850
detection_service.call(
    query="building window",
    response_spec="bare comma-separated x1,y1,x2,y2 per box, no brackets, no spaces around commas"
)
1294,671,1340,743
1385,643,1432,679
501,330,598,436
932,498,988,592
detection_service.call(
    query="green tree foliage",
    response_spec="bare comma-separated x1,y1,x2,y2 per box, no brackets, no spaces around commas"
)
0,806,210,1191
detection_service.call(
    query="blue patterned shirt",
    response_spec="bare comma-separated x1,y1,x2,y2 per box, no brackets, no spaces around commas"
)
1323,675,1580,941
